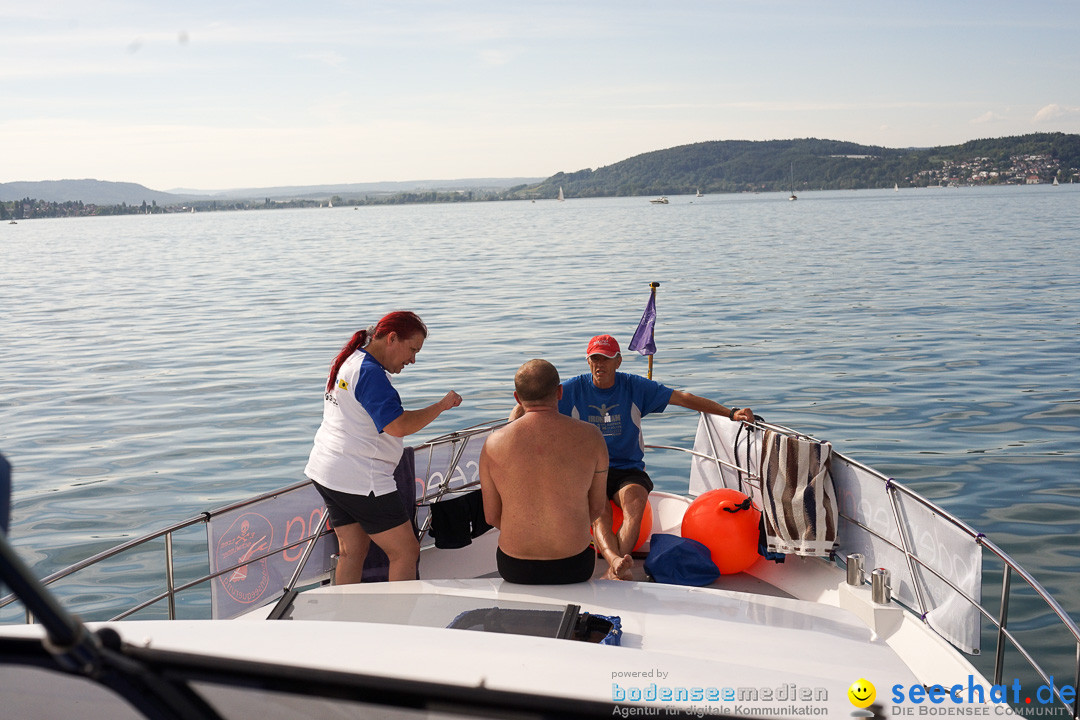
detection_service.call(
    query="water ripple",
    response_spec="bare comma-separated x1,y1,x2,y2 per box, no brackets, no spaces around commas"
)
2,187,1078,649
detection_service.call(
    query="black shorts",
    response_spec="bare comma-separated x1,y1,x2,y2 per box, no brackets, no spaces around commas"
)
313,482,411,535
606,467,654,499
496,547,595,585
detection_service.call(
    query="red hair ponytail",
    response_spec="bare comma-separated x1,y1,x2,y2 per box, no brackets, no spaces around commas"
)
325,311,429,392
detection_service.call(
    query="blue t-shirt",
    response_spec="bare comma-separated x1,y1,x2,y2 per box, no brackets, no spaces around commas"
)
559,372,673,471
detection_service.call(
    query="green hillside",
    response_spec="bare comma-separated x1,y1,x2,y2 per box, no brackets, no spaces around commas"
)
509,133,1080,199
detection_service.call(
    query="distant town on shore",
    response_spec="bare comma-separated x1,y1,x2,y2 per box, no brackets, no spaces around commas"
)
3,132,1078,221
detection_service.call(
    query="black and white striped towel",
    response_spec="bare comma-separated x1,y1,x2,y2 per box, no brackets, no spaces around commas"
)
759,429,838,557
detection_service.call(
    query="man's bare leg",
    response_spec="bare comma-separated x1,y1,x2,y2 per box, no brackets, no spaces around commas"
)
614,484,649,557
593,503,634,580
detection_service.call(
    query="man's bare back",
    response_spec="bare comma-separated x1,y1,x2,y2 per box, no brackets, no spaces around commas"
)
479,359,608,566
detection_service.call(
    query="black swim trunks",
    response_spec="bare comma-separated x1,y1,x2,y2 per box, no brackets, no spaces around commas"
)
496,546,595,585
313,481,411,535
606,467,654,499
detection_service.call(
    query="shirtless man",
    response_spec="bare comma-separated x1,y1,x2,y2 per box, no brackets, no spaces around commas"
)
479,359,622,583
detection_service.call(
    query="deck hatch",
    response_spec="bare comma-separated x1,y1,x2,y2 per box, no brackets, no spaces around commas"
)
447,604,620,644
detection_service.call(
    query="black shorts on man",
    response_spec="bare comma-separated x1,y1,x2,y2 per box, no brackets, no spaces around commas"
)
605,467,654,499
495,546,595,584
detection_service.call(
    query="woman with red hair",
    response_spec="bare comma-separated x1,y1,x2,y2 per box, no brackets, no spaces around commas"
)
305,311,462,584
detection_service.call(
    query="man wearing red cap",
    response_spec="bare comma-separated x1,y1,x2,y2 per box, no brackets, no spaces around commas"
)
559,334,755,580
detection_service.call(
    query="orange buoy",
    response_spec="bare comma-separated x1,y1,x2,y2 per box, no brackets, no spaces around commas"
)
680,488,761,574
608,498,653,552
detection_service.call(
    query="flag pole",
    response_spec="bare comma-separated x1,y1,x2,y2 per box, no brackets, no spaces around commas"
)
647,281,659,379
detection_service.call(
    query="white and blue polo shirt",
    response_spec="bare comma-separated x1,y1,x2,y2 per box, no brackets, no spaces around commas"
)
305,350,405,496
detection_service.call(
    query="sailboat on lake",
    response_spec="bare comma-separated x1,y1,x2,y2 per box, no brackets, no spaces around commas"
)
788,163,797,201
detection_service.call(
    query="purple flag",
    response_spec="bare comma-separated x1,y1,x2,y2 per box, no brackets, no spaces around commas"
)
628,292,657,356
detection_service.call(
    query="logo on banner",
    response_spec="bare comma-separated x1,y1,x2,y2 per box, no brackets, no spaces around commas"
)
215,512,274,605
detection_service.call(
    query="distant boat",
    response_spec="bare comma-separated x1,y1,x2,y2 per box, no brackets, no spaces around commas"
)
557,187,564,201
895,183,899,191
1053,177,1060,186
650,196,669,204
328,199,333,208
696,188,703,198
788,163,797,201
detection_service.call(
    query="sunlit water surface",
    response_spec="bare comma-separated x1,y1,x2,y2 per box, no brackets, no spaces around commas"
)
2,185,1078,684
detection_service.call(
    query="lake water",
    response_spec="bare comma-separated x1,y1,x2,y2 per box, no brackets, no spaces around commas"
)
2,186,1079,682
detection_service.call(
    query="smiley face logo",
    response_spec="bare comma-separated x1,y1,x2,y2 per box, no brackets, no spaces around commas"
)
848,679,876,708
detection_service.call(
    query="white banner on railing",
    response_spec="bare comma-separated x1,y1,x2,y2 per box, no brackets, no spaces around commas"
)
205,423,499,618
688,414,982,654
207,483,335,619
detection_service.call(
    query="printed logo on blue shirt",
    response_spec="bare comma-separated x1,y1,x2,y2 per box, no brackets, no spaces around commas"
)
587,403,622,438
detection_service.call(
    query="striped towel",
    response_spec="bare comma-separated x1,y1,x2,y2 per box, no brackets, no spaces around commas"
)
759,429,838,557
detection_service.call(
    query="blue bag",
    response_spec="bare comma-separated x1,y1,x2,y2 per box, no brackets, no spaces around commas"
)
643,533,720,586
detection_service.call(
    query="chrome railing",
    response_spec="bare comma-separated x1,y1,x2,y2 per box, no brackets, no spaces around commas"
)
1,420,508,623
0,479,333,622
4,418,1077,718
647,416,1080,720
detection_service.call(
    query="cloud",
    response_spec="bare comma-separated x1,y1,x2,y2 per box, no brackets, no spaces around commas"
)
971,111,1004,125
1033,104,1080,123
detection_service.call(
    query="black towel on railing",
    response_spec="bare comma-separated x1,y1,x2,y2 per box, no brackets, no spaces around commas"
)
361,447,418,582
429,490,492,549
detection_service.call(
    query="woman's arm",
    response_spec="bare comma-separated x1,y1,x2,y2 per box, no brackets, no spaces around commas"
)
382,391,462,437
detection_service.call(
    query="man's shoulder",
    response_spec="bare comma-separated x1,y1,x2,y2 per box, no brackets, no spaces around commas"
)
616,371,668,392
560,373,593,400
494,412,601,444
562,373,592,389
610,371,649,391
564,412,603,433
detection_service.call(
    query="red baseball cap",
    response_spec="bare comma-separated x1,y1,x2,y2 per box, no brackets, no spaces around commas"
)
586,334,621,358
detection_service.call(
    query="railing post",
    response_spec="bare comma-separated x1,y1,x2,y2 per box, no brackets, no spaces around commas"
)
993,565,1012,685
885,481,928,617
165,531,176,620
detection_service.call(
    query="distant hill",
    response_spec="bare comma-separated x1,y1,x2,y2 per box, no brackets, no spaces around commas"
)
187,178,545,201
0,179,198,205
5,134,1078,208
0,177,544,205
512,133,1080,199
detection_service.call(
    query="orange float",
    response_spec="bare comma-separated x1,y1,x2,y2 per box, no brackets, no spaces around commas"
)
680,488,761,574
605,498,653,552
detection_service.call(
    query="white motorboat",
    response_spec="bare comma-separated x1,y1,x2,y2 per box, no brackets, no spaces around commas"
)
2,414,1078,719
650,196,669,204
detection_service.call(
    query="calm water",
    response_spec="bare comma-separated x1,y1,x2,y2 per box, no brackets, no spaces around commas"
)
2,186,1079,676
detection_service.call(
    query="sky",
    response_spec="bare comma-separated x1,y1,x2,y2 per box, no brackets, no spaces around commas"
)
3,1,1080,191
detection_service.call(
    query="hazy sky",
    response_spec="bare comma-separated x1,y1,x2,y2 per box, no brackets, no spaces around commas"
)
4,1,1079,191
